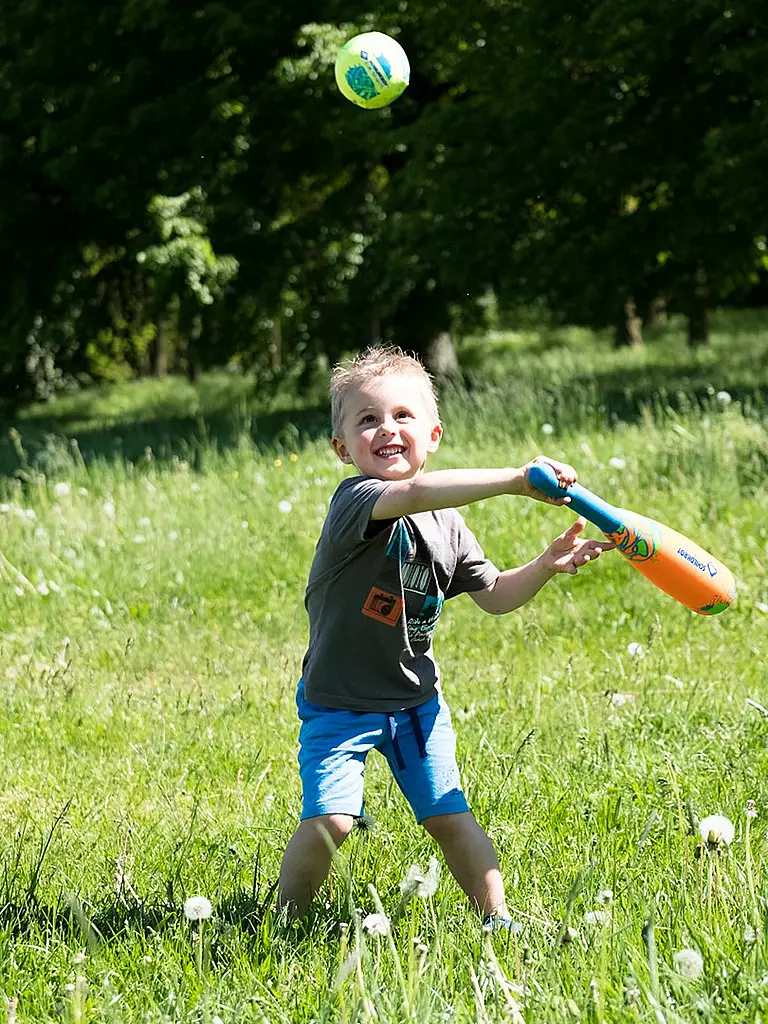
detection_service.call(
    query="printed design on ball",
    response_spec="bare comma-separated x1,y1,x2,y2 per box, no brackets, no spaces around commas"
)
345,64,379,100
370,52,392,87
698,598,731,616
609,518,661,563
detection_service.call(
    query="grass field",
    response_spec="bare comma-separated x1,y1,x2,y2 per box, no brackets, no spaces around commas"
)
1,314,767,1021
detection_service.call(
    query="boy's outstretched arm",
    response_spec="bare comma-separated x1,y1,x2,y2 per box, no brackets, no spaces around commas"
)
371,456,575,520
470,518,615,615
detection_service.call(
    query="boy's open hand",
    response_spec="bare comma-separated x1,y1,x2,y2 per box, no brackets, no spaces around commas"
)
542,517,615,574
520,456,577,505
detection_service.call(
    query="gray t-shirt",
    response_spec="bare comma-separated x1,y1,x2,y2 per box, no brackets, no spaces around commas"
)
301,475,500,711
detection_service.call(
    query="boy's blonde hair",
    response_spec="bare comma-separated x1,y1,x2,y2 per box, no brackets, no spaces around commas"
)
330,345,440,437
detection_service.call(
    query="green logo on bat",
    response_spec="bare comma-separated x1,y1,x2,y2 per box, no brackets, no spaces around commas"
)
610,517,662,563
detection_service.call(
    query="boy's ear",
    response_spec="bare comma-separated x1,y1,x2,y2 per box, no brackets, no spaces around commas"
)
427,423,443,454
331,437,353,464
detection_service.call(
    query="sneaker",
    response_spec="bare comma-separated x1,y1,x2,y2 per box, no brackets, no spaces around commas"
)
482,914,523,934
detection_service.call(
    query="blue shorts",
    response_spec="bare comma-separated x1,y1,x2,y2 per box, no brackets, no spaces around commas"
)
296,680,469,823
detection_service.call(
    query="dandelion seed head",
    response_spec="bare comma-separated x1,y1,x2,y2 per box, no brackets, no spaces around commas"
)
400,857,440,899
596,889,614,906
541,423,554,436
746,800,757,819
278,500,292,514
626,642,645,658
585,909,611,926
673,947,704,979
183,895,213,921
698,814,735,848
54,482,71,498
608,692,636,709
715,390,732,406
609,457,626,470
103,501,115,518
362,912,390,937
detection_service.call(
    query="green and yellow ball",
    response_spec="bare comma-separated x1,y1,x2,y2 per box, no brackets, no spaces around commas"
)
334,32,410,110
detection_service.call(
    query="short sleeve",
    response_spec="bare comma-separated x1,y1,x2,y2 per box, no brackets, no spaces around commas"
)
325,476,391,552
445,515,500,598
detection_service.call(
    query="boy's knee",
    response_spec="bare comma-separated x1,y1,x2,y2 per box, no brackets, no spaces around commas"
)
307,813,356,847
421,810,474,843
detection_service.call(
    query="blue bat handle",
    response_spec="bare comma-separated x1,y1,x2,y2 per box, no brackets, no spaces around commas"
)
527,463,624,536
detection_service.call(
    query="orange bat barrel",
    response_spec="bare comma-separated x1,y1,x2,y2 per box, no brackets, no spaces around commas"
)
528,464,736,615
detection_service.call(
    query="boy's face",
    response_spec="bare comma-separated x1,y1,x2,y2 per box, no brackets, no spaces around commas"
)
332,374,442,481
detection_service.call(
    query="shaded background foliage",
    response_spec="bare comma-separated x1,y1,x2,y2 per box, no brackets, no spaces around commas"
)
2,0,768,401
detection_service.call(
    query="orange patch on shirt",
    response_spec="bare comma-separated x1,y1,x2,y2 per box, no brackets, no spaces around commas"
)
361,587,403,626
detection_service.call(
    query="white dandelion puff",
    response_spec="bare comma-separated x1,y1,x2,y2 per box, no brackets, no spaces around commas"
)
541,422,554,436
596,889,614,905
746,800,757,819
73,950,86,965
585,909,611,926
54,482,71,498
362,912,390,937
715,390,732,406
698,814,735,848
400,857,440,900
744,925,757,945
608,692,636,709
673,948,704,980
626,642,645,658
138,516,151,527
278,500,293,514
103,501,115,518
183,896,213,921
133,534,146,544
609,457,626,470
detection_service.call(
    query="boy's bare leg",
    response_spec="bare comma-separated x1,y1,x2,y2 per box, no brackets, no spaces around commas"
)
277,813,355,917
422,811,508,918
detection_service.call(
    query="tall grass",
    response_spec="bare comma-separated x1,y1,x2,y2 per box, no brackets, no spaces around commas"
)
0,315,767,1020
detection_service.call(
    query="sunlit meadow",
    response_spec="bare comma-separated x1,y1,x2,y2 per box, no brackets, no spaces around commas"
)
1,317,768,1021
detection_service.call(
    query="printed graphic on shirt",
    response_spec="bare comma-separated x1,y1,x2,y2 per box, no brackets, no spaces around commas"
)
386,520,416,564
361,519,444,642
362,586,404,626
402,560,431,594
408,592,444,643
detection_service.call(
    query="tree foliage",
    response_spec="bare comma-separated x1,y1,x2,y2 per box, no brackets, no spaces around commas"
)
1,0,767,397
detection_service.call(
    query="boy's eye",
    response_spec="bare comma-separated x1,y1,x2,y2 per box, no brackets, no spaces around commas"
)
396,410,412,420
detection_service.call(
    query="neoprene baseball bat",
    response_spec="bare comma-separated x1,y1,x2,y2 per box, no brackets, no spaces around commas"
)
528,463,736,615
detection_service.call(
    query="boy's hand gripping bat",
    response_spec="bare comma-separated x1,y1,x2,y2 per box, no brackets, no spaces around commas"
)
528,463,736,615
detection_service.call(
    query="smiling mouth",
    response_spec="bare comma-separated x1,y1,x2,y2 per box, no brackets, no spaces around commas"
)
375,445,406,458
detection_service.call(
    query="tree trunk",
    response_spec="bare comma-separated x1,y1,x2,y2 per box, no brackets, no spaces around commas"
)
614,300,643,348
425,330,460,376
186,313,202,383
687,305,709,346
687,266,709,347
151,319,168,377
640,296,666,332
270,317,282,368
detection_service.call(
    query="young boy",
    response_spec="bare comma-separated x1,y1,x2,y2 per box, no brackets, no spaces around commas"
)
277,346,612,924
